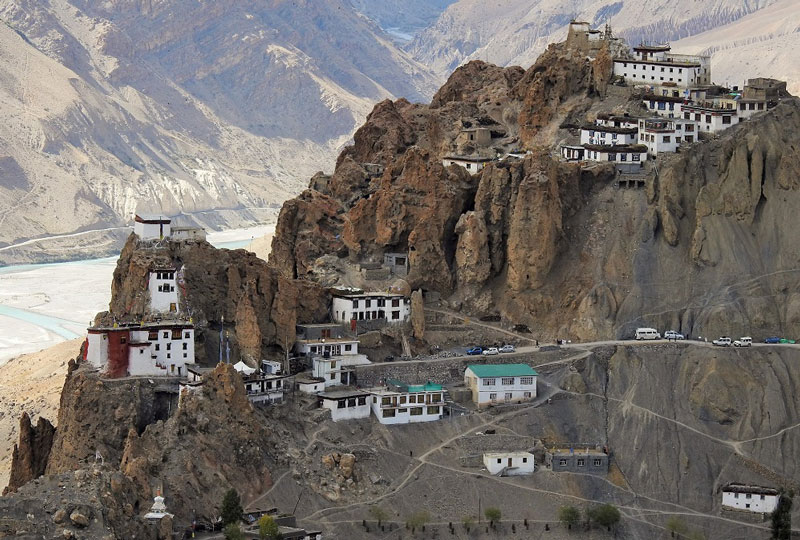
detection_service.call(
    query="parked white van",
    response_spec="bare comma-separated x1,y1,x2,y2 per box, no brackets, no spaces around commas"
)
635,328,661,340
734,337,752,347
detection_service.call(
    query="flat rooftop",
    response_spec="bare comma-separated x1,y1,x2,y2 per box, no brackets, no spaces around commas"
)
484,451,534,459
549,447,607,455
319,388,370,399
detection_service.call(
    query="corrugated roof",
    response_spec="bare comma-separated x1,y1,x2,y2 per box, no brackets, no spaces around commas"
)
467,364,538,377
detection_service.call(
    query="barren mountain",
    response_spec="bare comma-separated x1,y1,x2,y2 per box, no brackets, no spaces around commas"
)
408,0,790,84
0,0,438,261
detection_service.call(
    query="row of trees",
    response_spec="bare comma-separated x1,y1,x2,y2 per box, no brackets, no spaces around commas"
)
558,504,620,531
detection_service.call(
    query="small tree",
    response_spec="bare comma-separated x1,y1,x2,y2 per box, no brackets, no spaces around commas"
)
558,506,580,530
259,515,281,540
587,504,620,530
667,516,689,537
224,523,244,540
221,488,243,526
407,510,431,531
462,515,476,531
369,505,389,526
771,490,794,540
484,507,502,525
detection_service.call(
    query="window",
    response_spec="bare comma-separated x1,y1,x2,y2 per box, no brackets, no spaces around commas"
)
344,344,352,352
522,457,527,463
705,115,712,123
722,116,731,125
408,395,416,403
377,299,385,307
392,299,400,307
348,398,356,407
734,493,739,499
633,153,641,162
410,407,423,416
497,458,502,464
181,342,188,350
155,344,160,351
352,299,359,308
501,377,515,385
559,459,567,466
489,393,497,401
608,153,616,161
392,311,400,320
432,393,442,402
593,459,602,467
329,374,335,380
505,393,513,401
382,409,395,418
484,378,496,386
577,459,585,467
381,397,391,406
427,406,440,415
761,495,765,500
183,353,187,358
358,396,366,406
139,349,143,354
365,299,371,308
686,124,694,132
620,153,627,162
746,494,752,499
758,103,764,110
523,391,532,398
398,408,407,413
163,332,169,339
337,399,345,409
663,136,671,143
166,353,171,359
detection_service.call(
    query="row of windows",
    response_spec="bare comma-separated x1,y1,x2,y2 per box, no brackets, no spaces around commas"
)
154,271,175,280
352,298,401,308
141,350,188,359
683,112,735,125
732,493,767,500
648,101,677,111
381,406,441,417
488,392,533,400
495,457,528,464
482,376,535,386
157,285,175,293
558,458,603,467
622,62,685,74
344,310,402,321
148,330,191,340
337,396,367,408
379,393,443,405
624,73,685,83
589,152,642,162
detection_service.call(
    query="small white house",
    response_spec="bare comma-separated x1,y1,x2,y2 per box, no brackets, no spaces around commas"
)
85,321,195,378
170,226,206,242
262,360,283,375
721,484,780,514
442,155,493,173
560,145,585,161
580,125,638,147
148,267,179,313
243,374,289,404
682,104,737,134
312,354,371,387
464,364,538,407
369,381,445,425
331,291,411,325
296,377,326,394
319,390,372,422
483,452,535,476
134,214,171,241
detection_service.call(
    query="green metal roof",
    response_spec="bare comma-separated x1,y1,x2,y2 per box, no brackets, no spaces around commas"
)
466,364,538,378
387,379,443,392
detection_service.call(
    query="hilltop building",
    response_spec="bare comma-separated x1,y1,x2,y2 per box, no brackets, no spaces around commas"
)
243,373,290,404
442,155,493,173
369,380,445,424
148,267,180,313
565,21,627,58
85,321,195,378
483,452,535,476
613,44,711,88
546,446,609,475
134,214,171,241
331,291,410,325
637,117,696,155
721,484,780,514
464,364,538,407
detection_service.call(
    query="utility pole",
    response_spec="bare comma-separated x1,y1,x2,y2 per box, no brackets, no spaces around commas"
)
478,495,481,524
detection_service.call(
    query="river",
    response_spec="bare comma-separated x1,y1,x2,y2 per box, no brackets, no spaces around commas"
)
0,225,273,364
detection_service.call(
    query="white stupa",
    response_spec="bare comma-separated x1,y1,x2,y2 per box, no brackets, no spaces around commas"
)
144,491,174,520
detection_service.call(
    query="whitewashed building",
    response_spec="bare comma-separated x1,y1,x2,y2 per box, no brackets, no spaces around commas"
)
319,390,372,422
331,291,411,325
560,145,585,161
369,380,445,425
721,484,780,514
296,377,326,394
681,103,737,133
85,322,195,378
613,44,710,88
483,452,535,476
642,94,686,118
581,144,648,165
442,155,493,173
464,364,538,407
170,226,206,241
594,113,639,129
148,267,180,313
637,118,697,155
134,214,171,241
243,374,289,404
294,324,359,358
312,354,371,387
580,124,638,147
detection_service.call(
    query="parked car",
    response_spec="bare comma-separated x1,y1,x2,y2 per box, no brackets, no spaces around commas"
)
384,355,395,362
466,346,483,355
712,336,732,347
499,344,516,353
664,331,685,340
733,337,752,347
779,338,796,344
635,328,661,340
482,347,499,356
764,336,781,344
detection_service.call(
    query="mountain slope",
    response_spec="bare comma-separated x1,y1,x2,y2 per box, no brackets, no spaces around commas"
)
0,0,438,259
671,0,800,95
409,0,784,77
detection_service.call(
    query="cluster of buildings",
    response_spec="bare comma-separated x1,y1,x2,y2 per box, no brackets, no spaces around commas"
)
557,24,787,172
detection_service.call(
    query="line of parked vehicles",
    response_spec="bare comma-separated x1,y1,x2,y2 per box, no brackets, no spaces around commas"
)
635,327,796,346
466,344,516,356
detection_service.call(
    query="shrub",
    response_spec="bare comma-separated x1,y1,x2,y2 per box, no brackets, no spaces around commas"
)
587,503,620,529
223,523,244,540
558,505,580,529
484,507,502,524
259,515,281,540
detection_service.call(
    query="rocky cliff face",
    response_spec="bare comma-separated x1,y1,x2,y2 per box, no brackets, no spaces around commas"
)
270,36,800,341
3,413,55,495
105,235,329,363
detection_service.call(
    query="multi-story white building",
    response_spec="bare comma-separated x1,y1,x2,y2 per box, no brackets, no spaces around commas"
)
613,44,710,88
294,323,359,358
368,381,445,425
312,354,371,387
721,484,780,514
637,117,697,155
581,144,648,165
243,374,289,405
319,390,372,422
134,214,171,241
642,94,686,118
85,321,195,378
464,364,538,407
580,124,638,147
681,103,738,134
148,267,180,313
483,452,535,476
332,292,411,325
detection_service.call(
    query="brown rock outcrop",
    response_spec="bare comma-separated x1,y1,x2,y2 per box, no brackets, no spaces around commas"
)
410,289,425,340
3,413,55,494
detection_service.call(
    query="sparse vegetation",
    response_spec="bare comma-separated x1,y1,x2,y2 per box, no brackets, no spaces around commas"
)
223,523,244,540
484,507,502,524
369,505,389,526
462,515,476,530
258,515,281,540
221,488,243,526
559,505,580,529
667,516,689,537
771,489,794,540
407,510,431,531
587,503,620,530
